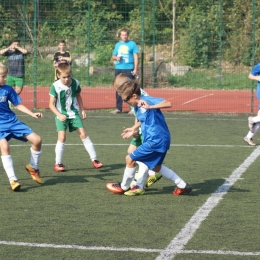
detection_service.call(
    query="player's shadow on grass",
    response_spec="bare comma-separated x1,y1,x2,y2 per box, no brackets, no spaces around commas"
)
67,163,126,172
148,178,250,196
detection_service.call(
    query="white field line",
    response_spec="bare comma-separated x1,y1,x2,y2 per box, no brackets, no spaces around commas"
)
9,143,253,148
0,241,259,256
182,94,214,105
156,145,260,260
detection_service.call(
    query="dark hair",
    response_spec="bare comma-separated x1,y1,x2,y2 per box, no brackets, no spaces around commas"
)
10,39,20,44
59,40,66,44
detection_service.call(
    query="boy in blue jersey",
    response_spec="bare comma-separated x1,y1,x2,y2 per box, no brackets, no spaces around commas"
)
111,28,139,114
0,62,43,191
106,73,192,196
49,63,103,172
244,63,260,146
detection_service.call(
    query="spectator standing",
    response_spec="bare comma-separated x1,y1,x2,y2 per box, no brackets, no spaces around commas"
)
53,40,72,80
0,39,28,95
111,28,139,114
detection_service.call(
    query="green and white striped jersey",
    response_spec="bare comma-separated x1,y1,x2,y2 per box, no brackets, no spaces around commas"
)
49,78,81,118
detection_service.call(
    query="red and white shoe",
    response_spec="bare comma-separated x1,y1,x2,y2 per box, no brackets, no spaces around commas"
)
54,163,66,172
106,182,125,194
92,160,103,169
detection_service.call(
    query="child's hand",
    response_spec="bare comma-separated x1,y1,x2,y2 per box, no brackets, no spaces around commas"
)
138,100,149,109
121,128,135,139
58,114,67,122
33,113,43,118
81,110,86,120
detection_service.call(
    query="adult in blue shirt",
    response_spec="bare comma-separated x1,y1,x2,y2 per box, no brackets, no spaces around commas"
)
106,73,192,196
111,28,139,114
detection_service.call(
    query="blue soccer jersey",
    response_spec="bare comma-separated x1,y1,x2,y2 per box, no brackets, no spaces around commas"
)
134,95,171,153
0,85,21,123
0,84,33,141
250,63,260,101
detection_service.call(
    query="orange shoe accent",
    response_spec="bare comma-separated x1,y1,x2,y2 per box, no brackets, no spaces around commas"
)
54,163,66,172
10,180,21,191
106,182,124,194
25,164,43,184
173,184,192,195
92,160,103,169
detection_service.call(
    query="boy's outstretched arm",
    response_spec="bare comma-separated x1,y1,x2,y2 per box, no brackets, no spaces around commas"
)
138,99,172,110
15,104,43,118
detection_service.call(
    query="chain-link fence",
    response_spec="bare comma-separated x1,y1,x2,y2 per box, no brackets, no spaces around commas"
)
0,0,259,112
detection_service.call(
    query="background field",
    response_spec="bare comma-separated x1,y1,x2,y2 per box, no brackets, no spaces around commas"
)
0,110,259,260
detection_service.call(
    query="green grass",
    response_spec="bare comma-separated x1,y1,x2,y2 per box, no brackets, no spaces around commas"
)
168,70,250,90
0,111,259,259
1,54,252,89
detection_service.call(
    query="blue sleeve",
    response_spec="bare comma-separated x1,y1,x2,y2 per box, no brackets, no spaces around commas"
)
132,42,139,54
9,87,22,106
251,63,260,76
112,43,119,56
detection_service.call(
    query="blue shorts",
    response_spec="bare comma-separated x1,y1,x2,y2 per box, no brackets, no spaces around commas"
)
0,120,33,142
129,142,167,170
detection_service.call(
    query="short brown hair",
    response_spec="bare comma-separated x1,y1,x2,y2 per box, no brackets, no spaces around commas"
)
56,63,71,75
0,62,8,75
113,73,140,99
118,28,129,37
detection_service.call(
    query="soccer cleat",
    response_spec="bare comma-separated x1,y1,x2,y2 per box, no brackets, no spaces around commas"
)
106,182,126,194
145,173,162,188
173,183,192,195
124,185,145,196
54,163,66,172
25,164,43,184
244,137,256,146
10,180,21,191
248,116,255,132
92,160,103,169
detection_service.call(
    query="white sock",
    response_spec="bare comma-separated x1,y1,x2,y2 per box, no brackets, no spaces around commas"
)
135,161,149,189
82,137,97,161
55,141,65,164
159,165,186,188
252,116,260,123
148,169,156,176
246,130,254,139
1,155,18,183
121,166,136,190
30,148,42,170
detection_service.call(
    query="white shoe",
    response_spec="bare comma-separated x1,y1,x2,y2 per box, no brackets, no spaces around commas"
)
244,136,256,146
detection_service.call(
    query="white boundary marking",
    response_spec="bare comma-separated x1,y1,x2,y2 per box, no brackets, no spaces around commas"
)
182,94,214,105
9,143,253,148
156,145,260,260
0,240,259,256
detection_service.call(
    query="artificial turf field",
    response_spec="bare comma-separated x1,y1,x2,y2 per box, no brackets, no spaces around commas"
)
0,110,260,260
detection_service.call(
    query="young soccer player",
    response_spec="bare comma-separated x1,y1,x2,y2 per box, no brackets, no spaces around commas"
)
106,73,192,196
0,62,43,191
113,73,162,189
49,63,103,172
244,62,260,146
